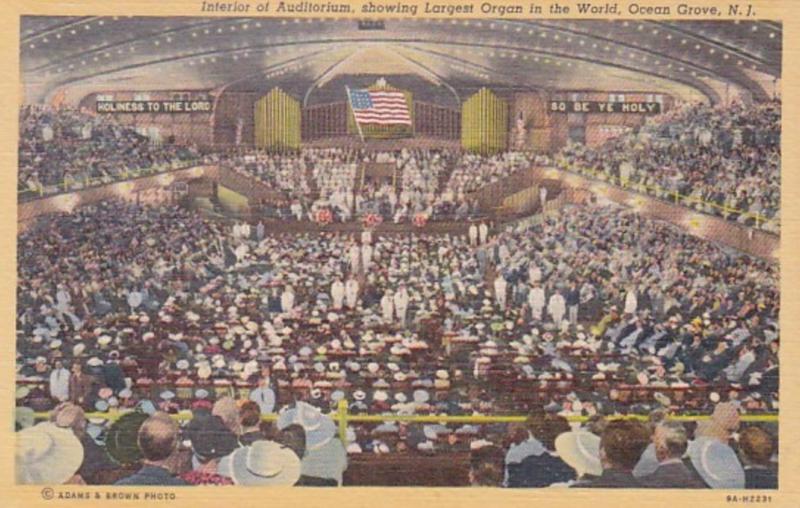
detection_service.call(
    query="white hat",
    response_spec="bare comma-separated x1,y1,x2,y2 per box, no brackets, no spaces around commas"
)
688,437,746,489
276,402,336,451
87,357,103,367
554,431,602,477
176,359,190,370
16,422,84,484
394,393,407,403
219,440,301,486
435,369,449,380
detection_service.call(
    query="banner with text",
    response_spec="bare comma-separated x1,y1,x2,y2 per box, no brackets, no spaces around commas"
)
96,100,213,114
549,101,661,114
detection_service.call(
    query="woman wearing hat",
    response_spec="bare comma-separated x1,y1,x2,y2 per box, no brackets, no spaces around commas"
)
181,414,238,485
276,402,347,486
16,422,85,485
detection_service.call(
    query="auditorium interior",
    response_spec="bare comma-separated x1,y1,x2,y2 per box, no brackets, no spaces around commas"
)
16,17,781,488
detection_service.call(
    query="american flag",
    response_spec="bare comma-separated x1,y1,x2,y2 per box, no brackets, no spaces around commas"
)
348,88,412,126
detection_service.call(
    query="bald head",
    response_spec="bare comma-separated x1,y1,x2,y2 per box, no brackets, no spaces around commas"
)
137,412,179,462
52,402,86,435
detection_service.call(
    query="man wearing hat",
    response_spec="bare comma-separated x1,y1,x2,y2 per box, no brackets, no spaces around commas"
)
277,402,347,485
51,402,116,484
182,413,238,485
573,419,650,488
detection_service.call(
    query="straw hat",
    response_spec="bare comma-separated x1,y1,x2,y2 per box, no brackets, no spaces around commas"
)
554,431,602,477
218,440,301,486
276,402,336,451
16,422,84,484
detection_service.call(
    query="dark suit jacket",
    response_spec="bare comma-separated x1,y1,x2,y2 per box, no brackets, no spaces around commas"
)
507,453,576,488
640,461,708,489
572,469,642,488
114,466,188,486
745,467,778,489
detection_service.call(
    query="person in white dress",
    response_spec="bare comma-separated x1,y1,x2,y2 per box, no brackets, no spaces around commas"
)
361,243,373,273
393,285,409,325
49,360,70,402
381,290,395,323
331,278,345,310
240,221,251,240
345,277,360,309
281,286,295,314
624,285,638,315
468,224,478,247
361,229,372,245
528,283,546,321
479,222,489,245
548,290,566,325
493,273,508,309
348,244,361,274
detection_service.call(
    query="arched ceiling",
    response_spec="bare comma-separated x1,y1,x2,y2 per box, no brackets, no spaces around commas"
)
21,16,781,105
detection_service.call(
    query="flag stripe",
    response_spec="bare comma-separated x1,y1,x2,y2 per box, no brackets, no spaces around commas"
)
349,87,411,126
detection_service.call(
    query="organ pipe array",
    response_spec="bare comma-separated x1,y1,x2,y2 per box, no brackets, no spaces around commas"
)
461,87,508,154
254,87,301,151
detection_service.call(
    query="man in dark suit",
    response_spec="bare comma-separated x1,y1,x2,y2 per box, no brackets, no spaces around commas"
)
115,413,187,486
641,421,707,488
739,427,778,489
573,419,650,488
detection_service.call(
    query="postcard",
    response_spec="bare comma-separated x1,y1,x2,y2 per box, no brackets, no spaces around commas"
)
4,1,798,507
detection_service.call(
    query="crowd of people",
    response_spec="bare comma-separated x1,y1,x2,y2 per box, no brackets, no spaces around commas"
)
215,148,528,224
557,101,781,232
18,105,202,198
444,151,538,196
16,396,776,488
15,192,778,487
